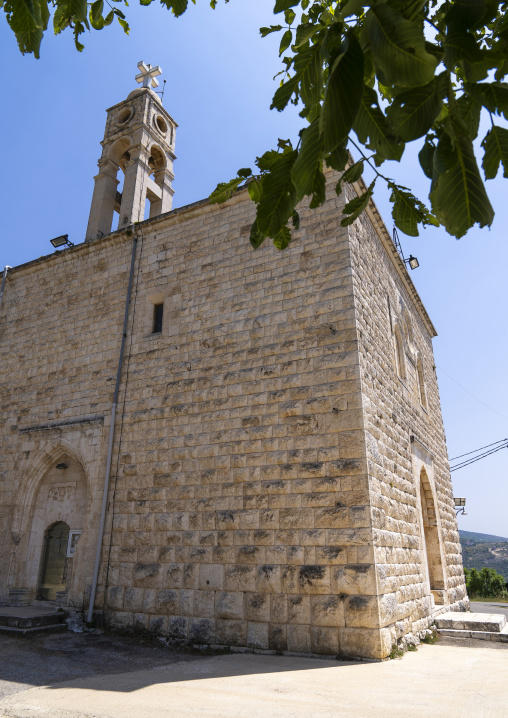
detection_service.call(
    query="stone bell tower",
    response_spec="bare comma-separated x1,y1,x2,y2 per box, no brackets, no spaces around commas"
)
86,62,177,241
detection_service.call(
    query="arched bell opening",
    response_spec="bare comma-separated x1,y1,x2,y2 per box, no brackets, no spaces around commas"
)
37,521,70,601
144,144,168,220
108,138,133,232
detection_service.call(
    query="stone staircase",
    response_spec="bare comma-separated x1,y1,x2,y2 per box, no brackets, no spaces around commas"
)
435,611,508,643
0,606,68,636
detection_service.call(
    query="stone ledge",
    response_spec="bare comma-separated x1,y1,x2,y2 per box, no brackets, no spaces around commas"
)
435,611,506,633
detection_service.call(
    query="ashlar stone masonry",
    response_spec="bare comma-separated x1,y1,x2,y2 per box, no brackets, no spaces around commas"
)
0,73,468,660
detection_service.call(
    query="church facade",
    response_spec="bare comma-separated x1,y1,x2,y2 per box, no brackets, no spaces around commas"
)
0,69,468,659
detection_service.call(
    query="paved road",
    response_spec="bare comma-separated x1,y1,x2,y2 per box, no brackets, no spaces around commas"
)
1,631,508,718
471,600,508,618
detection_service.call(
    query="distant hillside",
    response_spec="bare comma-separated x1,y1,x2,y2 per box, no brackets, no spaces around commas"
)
459,530,508,543
459,530,508,581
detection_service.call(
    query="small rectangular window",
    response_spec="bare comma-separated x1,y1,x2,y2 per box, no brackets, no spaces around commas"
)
153,303,163,334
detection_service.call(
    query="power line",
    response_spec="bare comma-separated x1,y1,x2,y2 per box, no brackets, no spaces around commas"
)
436,364,508,423
450,442,508,471
449,437,508,462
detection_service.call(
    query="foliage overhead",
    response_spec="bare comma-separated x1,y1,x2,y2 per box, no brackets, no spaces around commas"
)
5,0,508,248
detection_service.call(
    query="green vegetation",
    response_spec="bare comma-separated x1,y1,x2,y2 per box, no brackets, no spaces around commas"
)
420,627,438,644
459,530,508,581
389,644,404,659
464,566,508,599
4,0,508,246
460,530,508,544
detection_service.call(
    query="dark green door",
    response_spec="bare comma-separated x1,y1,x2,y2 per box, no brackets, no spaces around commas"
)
37,522,70,601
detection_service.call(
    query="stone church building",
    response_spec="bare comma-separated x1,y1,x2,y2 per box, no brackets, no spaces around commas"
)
0,64,468,659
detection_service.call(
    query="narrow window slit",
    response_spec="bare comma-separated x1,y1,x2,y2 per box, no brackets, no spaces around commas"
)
153,303,163,334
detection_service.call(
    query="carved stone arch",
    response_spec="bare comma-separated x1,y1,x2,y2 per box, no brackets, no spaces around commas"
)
11,441,90,599
11,440,91,539
148,143,166,174
108,136,133,171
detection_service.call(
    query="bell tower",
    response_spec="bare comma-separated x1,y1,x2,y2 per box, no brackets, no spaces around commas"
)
86,62,177,241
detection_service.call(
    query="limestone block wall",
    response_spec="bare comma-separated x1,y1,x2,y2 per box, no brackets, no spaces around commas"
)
96,174,389,657
0,238,135,605
0,167,466,658
345,183,468,643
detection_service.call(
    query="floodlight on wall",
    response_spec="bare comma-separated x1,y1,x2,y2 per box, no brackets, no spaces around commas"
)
50,234,73,249
404,255,420,270
393,228,420,270
454,497,467,516
56,463,68,470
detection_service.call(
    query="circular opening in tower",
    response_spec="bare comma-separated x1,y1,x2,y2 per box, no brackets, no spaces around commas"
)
154,115,168,136
116,107,133,126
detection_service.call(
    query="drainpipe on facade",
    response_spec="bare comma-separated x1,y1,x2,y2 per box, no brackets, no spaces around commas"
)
87,236,138,624
0,266,12,312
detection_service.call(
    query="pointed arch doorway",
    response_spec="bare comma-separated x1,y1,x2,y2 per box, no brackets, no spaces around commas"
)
412,438,447,605
37,522,70,600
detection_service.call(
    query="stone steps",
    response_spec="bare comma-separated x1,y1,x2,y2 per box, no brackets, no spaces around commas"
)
435,611,508,643
0,606,67,636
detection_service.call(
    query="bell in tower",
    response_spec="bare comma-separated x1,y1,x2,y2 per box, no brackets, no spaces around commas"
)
86,62,177,241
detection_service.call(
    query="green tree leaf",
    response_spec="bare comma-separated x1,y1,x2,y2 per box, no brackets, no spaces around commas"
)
210,177,243,204
271,74,299,111
247,179,262,203
341,179,376,226
291,118,326,205
418,140,435,179
256,150,298,237
273,225,292,249
354,86,404,162
430,126,494,237
468,81,508,120
321,34,365,152
274,0,300,13
250,221,266,250
294,43,323,108
363,3,438,87
159,0,188,17
387,80,443,142
482,125,508,179
341,160,364,184
457,93,482,139
260,25,283,37
279,29,292,56
326,144,349,172
389,184,438,236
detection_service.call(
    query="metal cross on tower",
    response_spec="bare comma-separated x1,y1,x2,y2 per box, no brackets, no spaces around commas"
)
135,61,162,89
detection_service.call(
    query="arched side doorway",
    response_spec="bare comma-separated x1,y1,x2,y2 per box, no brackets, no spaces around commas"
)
418,468,446,595
22,454,87,603
37,522,70,601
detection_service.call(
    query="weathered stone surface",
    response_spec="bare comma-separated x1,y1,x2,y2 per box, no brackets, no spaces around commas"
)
0,96,466,662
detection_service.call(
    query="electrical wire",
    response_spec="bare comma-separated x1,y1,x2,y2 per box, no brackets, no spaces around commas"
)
450,442,508,471
449,438,508,462
436,364,508,423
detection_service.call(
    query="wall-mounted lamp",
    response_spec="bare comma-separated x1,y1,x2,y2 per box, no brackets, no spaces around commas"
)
393,228,420,270
454,497,467,516
56,462,68,470
50,235,73,249
404,255,420,270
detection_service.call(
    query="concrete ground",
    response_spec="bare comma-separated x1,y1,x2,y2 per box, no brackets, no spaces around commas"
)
1,629,507,718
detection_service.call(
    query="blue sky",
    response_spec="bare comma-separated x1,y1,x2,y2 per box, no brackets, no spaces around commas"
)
1,0,507,538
